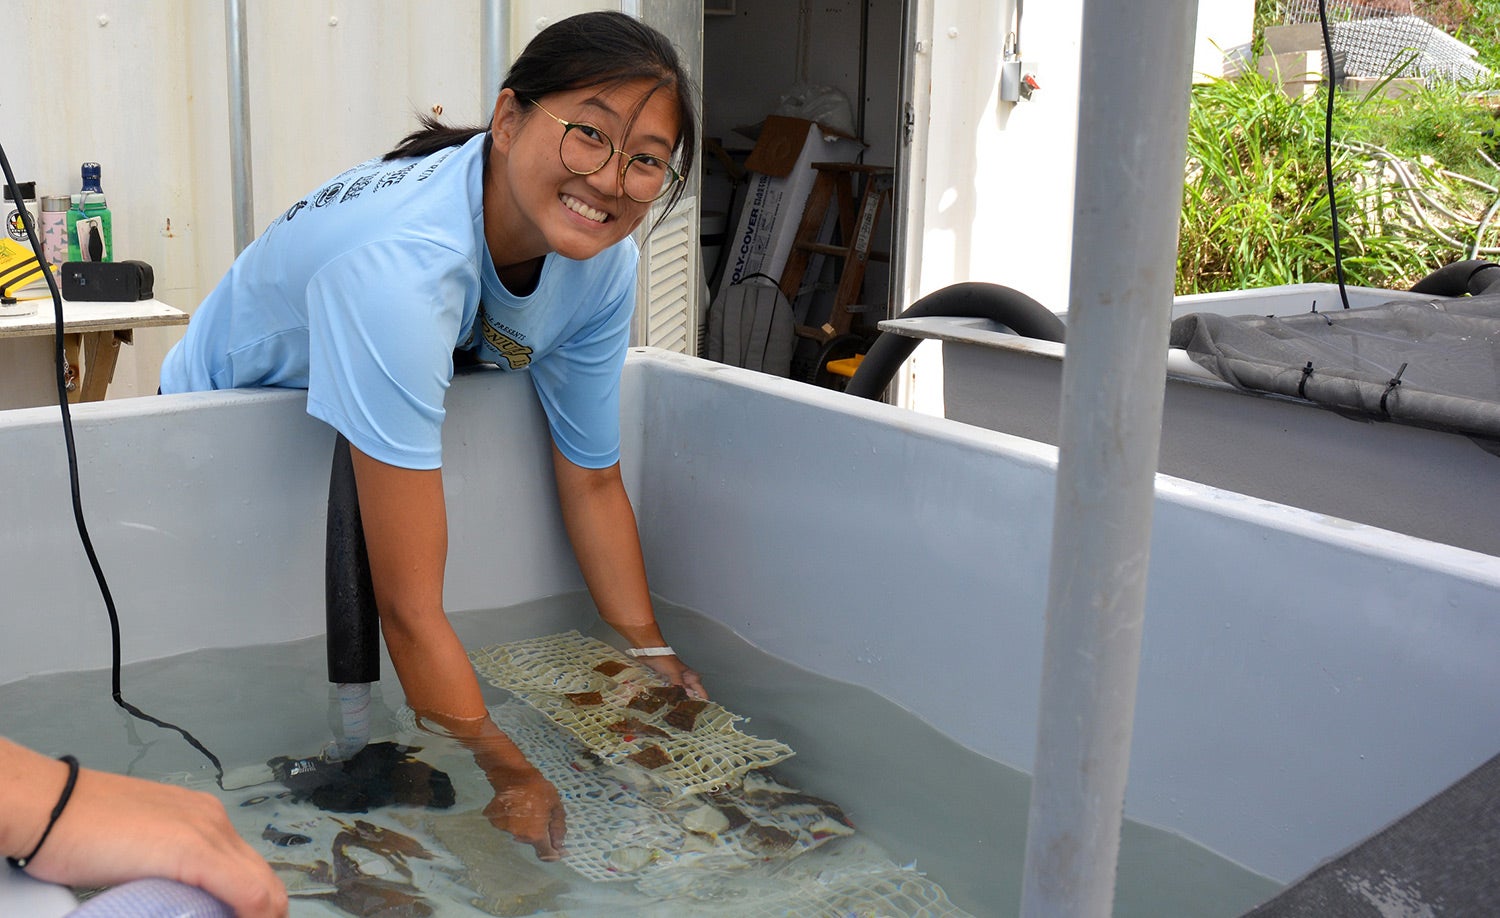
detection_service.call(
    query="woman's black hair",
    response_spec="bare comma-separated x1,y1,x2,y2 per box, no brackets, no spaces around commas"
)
384,11,698,219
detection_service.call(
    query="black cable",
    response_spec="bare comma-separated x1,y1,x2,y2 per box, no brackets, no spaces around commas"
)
1317,0,1353,309
0,141,225,788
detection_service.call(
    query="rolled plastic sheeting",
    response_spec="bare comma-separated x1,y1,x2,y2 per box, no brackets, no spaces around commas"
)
67,879,231,918
845,282,1066,399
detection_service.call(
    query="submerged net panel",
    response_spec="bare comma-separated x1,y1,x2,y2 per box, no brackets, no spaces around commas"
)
471,632,794,796
1170,292,1500,440
391,702,976,917
455,700,853,885
630,841,976,917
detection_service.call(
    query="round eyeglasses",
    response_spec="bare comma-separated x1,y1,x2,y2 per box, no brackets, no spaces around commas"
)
528,99,684,205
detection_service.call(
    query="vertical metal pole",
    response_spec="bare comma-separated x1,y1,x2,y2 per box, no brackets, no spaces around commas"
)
480,0,511,120
224,0,255,256
1018,0,1198,916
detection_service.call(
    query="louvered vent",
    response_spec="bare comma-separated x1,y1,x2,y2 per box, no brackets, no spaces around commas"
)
633,195,699,354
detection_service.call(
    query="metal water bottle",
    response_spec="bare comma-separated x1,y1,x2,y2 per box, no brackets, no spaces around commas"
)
40,195,70,267
4,181,37,243
67,163,113,263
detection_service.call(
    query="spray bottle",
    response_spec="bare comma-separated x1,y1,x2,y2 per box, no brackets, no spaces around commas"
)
67,163,113,263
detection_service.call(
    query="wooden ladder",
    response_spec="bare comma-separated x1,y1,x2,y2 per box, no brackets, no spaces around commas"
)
778,163,893,344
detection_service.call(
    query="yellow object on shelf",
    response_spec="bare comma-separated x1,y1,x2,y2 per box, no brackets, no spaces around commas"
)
826,354,864,378
0,238,46,298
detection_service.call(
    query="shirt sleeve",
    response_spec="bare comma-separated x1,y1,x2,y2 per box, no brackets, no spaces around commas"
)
527,261,636,469
304,240,474,469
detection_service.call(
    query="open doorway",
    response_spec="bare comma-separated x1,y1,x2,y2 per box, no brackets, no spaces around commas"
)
698,0,907,388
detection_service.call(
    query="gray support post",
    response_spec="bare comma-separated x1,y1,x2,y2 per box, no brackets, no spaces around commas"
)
481,0,511,120
1018,0,1199,916
224,0,255,256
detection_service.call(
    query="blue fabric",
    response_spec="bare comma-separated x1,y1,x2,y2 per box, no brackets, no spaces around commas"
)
160,132,637,470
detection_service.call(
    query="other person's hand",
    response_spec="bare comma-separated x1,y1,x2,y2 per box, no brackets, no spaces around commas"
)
7,748,288,918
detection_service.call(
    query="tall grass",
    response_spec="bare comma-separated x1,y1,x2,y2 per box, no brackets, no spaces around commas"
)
1177,74,1449,294
1187,2,1500,294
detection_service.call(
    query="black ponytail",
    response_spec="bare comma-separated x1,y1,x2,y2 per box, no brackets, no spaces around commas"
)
384,115,488,161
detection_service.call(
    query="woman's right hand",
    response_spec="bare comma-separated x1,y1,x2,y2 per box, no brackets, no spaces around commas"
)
482,764,568,862
414,710,568,863
6,749,287,918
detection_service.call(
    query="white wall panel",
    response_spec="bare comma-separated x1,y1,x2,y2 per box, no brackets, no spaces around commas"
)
2,0,492,399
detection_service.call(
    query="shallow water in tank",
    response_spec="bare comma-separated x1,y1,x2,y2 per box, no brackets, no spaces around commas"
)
0,593,1279,916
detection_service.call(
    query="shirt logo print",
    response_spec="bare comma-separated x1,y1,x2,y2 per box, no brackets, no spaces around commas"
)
480,315,533,370
340,174,375,202
416,151,452,181
375,165,414,191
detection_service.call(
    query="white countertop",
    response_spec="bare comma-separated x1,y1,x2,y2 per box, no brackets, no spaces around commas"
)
0,297,188,339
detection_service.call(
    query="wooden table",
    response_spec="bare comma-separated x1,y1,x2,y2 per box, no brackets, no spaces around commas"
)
0,298,188,403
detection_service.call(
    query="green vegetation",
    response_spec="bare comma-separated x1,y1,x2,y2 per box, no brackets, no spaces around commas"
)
1178,2,1500,294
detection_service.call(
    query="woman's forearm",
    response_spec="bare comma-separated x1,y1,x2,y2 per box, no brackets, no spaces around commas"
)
550,446,663,641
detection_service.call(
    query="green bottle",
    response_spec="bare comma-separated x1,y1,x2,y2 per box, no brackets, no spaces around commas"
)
66,162,113,263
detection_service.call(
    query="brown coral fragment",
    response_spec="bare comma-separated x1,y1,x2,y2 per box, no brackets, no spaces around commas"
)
626,685,688,713
743,822,797,853
662,699,709,732
712,803,751,831
605,717,669,738
565,691,605,706
592,660,630,678
626,744,673,769
625,693,665,714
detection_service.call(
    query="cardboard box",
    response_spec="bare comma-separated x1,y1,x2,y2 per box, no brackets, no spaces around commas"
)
1258,50,1324,83
717,116,863,300
1343,75,1425,99
1263,23,1324,55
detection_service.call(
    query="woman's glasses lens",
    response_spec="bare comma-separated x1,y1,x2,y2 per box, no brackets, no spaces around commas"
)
559,124,678,203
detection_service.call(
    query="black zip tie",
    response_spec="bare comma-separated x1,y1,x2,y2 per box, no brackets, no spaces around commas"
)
7,754,80,870
1299,361,1315,399
1380,362,1408,416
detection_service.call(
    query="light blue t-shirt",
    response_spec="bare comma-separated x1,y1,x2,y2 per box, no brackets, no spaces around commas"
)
160,132,637,471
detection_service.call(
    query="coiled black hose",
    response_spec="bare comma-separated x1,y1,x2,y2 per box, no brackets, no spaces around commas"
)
1409,259,1500,297
845,282,1066,399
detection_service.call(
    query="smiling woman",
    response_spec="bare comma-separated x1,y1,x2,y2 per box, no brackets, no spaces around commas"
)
485,80,682,268
154,11,702,865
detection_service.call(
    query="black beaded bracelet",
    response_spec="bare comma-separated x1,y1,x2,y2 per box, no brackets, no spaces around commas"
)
7,754,80,870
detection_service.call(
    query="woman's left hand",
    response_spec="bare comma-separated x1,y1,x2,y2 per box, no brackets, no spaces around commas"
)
638,654,708,700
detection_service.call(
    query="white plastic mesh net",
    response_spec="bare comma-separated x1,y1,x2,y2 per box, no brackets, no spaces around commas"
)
469,631,795,797
393,699,977,916
169,630,976,915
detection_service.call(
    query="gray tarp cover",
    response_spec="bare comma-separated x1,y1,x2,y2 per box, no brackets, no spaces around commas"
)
1170,292,1500,440
1242,752,1499,916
